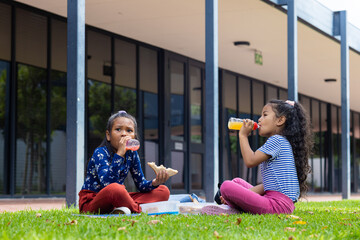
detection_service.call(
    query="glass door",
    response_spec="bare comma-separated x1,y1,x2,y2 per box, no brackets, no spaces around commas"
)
163,53,205,194
168,57,187,192
188,61,205,195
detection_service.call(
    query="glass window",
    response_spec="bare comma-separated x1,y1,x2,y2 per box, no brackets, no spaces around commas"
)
87,30,111,159
143,91,159,178
15,9,47,195
0,3,11,194
238,77,251,115
266,85,277,102
0,3,11,61
251,82,264,184
279,89,288,100
49,19,67,194
114,86,136,116
332,105,340,192
114,39,136,116
0,61,10,193
171,151,184,189
88,31,111,84
238,77,251,179
139,46,159,178
16,9,47,68
51,19,67,72
190,153,202,190
16,64,47,195
299,95,310,115
115,39,136,89
113,39,137,191
320,102,327,190
354,113,360,192
252,82,264,116
50,70,67,194
222,72,237,180
190,66,202,143
170,60,184,141
139,47,157,93
311,100,321,191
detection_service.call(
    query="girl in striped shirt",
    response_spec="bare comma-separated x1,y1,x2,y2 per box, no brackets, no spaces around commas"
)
202,99,313,215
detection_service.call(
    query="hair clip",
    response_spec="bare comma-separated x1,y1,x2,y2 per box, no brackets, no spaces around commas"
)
285,100,295,106
118,110,127,114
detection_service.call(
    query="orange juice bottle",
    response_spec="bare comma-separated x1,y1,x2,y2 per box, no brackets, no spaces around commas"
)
227,117,258,130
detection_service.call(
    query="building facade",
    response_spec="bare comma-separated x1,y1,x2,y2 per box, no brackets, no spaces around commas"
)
0,0,360,198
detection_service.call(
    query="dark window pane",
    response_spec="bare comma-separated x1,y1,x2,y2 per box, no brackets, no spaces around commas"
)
140,46,157,93
222,72,237,180
140,47,158,141
238,77,251,179
238,77,251,115
190,66,202,143
115,39,136,89
16,64,47,195
50,70,67,194
354,113,360,192
0,3,11,61
171,151,184,189
140,47,159,179
50,19,67,195
114,38,137,128
299,95,310,115
311,100,321,191
87,80,111,159
266,85,277,102
15,9,47,195
144,92,159,179
51,19,67,72
87,30,111,160
0,60,10,193
279,89,288,101
114,87,136,116
252,82,264,116
16,9,47,68
332,106,340,192
191,153,202,190
87,30,111,84
170,60,184,141
144,92,158,140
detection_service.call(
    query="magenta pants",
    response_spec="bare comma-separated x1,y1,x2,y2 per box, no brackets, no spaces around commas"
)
220,178,295,214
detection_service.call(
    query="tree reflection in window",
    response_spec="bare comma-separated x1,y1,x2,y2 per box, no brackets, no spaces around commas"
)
17,64,47,194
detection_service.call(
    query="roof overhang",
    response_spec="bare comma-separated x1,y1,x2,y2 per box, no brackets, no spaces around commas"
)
15,0,360,111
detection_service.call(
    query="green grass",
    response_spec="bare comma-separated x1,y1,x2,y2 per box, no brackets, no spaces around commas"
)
1,200,360,239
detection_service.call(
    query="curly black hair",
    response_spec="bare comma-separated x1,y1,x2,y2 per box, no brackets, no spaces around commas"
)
269,99,313,198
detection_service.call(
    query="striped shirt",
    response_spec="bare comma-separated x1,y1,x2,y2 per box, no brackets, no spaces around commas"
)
258,135,300,202
81,146,156,193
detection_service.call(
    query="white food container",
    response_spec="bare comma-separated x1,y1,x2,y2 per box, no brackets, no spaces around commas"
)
140,200,180,215
178,202,217,215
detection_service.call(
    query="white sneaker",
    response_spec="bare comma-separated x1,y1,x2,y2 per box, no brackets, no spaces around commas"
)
110,206,131,215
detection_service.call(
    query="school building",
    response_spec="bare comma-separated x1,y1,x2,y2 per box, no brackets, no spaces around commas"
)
1,0,360,203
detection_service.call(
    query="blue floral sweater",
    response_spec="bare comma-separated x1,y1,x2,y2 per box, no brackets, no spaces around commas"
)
81,146,156,193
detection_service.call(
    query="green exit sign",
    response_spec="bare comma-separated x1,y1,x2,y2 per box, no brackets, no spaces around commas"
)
255,51,263,65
